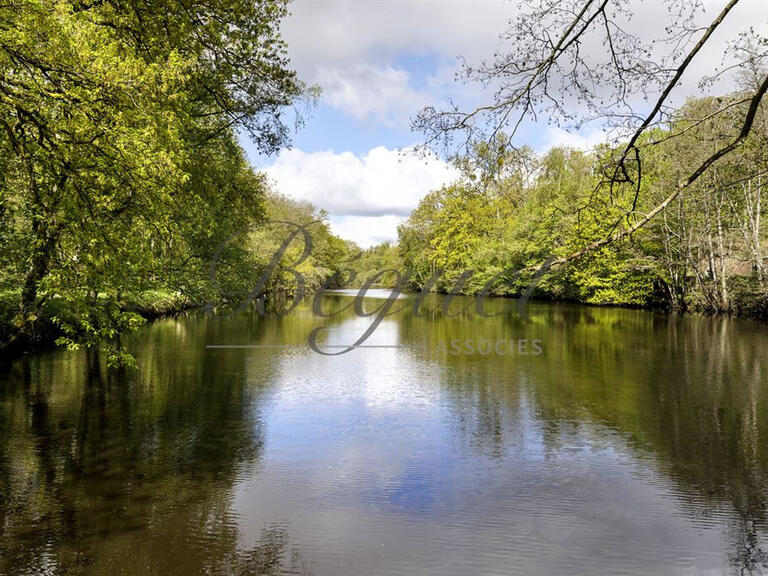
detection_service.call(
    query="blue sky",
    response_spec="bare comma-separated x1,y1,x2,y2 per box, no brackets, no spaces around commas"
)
241,0,580,247
241,0,768,247
267,50,587,156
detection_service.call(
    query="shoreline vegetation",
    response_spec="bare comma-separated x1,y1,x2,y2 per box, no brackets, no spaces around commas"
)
1,268,764,363
2,2,768,365
0,288,193,358
5,99,768,363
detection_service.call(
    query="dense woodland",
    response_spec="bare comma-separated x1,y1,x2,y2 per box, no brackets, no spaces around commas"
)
0,0,351,362
2,0,768,363
395,89,768,315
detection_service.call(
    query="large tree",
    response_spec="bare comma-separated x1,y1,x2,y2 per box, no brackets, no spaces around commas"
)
0,0,306,356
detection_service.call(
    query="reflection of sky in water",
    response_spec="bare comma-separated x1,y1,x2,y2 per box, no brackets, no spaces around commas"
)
4,298,767,575
230,314,738,575
325,288,409,300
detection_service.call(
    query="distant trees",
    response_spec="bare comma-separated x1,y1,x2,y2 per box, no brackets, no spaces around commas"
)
342,242,400,289
398,88,768,314
250,193,349,299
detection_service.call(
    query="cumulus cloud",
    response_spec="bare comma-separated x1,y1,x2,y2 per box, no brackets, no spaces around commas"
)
329,215,406,248
281,1,513,125
282,0,768,129
264,146,458,218
316,64,431,126
263,146,458,247
539,125,609,153
281,1,512,74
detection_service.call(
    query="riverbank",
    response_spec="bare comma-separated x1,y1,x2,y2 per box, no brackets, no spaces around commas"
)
0,289,195,360
4,277,767,362
348,277,768,320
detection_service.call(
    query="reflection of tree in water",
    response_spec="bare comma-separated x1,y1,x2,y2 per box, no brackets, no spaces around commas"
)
228,524,312,576
0,318,312,576
672,318,768,575
554,310,768,575
399,297,768,574
558,310,768,575
395,294,535,460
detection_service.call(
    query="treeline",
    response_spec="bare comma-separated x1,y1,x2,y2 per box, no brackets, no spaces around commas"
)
394,91,768,316
0,1,349,362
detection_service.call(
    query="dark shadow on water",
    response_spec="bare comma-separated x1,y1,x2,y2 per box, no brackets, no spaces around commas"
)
0,325,311,575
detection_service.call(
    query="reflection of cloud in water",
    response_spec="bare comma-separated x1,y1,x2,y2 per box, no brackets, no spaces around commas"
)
258,314,441,414
232,309,752,574
234,375,732,575
5,300,768,575
325,288,409,300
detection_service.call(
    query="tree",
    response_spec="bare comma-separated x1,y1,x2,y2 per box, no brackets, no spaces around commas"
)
414,1,768,271
0,1,307,359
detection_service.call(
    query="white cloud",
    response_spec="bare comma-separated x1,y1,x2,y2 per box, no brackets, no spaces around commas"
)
265,145,458,217
282,1,513,74
264,146,458,247
316,64,430,126
539,125,609,153
281,0,768,134
329,215,406,248
281,1,514,125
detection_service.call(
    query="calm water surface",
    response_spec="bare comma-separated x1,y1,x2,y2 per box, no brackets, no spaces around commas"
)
2,292,768,575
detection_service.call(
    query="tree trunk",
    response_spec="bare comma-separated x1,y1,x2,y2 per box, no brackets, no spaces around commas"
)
715,188,729,311
21,219,58,321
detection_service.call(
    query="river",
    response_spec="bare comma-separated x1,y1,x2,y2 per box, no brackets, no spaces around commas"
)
1,290,767,575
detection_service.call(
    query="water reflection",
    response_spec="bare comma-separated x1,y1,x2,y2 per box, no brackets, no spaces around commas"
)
398,299,768,574
0,324,310,575
1,296,768,574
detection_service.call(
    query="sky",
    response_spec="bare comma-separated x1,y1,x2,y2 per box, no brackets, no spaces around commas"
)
242,0,768,248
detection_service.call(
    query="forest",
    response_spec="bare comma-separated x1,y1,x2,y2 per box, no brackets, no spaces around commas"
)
2,0,768,363
395,89,768,315
0,0,352,362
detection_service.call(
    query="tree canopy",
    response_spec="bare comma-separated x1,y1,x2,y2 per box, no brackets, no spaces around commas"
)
414,0,768,271
0,0,310,361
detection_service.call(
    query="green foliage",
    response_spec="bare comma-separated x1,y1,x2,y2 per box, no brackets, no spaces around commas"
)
568,244,655,306
123,290,190,317
344,242,401,287
248,193,350,297
399,94,768,315
0,0,309,362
